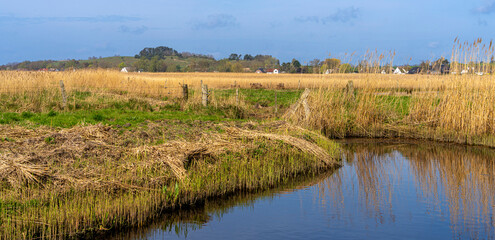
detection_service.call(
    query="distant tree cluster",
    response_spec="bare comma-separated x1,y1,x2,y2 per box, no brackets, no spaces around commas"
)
280,59,302,73
134,46,180,59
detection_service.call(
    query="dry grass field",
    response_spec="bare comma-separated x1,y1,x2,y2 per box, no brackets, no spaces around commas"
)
2,70,492,95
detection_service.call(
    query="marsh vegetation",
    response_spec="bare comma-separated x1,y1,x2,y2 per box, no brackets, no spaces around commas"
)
109,140,495,240
1,40,495,239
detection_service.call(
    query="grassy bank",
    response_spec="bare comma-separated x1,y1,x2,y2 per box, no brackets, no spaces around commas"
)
0,118,340,239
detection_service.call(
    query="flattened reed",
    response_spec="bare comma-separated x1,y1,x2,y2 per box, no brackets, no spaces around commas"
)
0,121,340,239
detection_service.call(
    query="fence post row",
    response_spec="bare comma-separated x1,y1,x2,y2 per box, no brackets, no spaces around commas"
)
202,84,209,107
59,80,67,109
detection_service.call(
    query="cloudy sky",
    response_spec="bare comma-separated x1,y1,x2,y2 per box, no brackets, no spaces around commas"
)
1,0,494,65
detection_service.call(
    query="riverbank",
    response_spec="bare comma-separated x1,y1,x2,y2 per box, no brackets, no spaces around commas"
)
284,83,495,148
0,119,340,239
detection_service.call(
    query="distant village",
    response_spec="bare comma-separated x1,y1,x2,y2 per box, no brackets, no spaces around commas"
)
2,46,493,75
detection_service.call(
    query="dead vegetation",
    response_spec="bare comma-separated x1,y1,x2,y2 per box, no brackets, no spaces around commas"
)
0,121,339,191
0,120,340,239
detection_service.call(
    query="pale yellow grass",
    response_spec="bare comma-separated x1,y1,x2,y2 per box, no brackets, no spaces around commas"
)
3,70,495,98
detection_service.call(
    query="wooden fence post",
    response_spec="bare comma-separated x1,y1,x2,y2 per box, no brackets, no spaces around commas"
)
59,80,67,109
298,80,301,89
345,80,354,99
182,84,188,101
283,88,311,120
235,88,239,106
274,91,278,114
202,84,208,107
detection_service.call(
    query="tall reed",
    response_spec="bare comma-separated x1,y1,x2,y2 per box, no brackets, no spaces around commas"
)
285,39,495,146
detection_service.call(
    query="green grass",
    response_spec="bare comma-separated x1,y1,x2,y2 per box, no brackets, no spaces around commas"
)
376,95,412,118
215,89,302,107
0,88,306,128
0,108,244,128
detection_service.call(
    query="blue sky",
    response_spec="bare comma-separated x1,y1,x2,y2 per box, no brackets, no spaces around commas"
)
1,0,494,65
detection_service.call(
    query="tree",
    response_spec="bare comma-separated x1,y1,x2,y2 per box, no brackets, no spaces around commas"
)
420,60,430,73
340,63,354,73
324,58,341,70
118,62,126,69
66,59,78,69
135,46,179,60
133,57,149,71
243,54,254,61
280,62,291,72
290,59,302,73
309,59,321,73
291,59,301,69
231,62,243,72
228,53,241,61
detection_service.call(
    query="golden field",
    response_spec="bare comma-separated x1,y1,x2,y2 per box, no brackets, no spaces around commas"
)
2,70,494,96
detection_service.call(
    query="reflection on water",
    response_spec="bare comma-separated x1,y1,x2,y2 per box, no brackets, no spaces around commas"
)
117,140,495,240
111,171,336,240
330,140,495,239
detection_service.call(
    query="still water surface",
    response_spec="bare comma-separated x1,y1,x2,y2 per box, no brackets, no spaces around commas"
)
117,140,495,239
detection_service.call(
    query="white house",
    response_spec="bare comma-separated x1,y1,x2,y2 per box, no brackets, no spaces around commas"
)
393,67,403,75
266,68,279,74
121,67,129,73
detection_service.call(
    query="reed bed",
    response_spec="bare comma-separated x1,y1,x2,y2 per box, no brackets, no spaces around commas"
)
0,121,340,239
284,73,495,146
283,40,495,145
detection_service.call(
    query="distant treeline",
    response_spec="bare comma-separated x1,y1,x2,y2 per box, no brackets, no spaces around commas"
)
3,46,493,74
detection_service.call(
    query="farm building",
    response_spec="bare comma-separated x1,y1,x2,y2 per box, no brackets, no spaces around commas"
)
266,68,279,74
408,67,421,74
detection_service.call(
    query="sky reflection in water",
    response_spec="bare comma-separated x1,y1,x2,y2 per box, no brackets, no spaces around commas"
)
116,140,495,240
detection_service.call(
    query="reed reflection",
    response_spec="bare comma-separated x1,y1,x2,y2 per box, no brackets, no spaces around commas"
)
318,140,495,239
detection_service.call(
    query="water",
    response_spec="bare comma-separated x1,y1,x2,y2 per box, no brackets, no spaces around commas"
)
115,139,495,240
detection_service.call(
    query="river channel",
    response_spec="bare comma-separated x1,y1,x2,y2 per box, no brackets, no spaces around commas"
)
113,139,495,239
